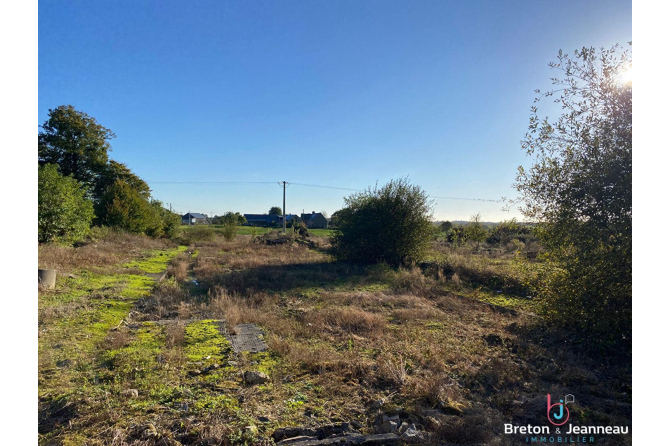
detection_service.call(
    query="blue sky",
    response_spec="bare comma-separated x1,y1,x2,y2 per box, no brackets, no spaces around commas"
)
38,0,632,221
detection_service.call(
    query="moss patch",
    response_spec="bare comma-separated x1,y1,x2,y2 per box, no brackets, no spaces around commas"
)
184,320,231,363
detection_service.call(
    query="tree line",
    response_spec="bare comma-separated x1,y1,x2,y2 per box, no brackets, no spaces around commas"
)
38,105,180,243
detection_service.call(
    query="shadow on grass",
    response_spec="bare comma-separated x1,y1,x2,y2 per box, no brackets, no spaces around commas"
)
208,261,388,296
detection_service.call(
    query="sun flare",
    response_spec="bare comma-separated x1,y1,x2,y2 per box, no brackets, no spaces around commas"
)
618,64,633,85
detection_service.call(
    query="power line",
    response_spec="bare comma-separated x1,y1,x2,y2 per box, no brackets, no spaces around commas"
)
290,182,362,192
149,181,277,184
148,179,502,202
430,195,502,203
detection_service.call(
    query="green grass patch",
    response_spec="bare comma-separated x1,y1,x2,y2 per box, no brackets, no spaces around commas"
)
473,289,539,312
102,323,163,381
184,320,231,363
123,246,187,273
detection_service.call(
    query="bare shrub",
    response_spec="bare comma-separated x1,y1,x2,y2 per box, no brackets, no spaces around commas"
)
377,353,409,389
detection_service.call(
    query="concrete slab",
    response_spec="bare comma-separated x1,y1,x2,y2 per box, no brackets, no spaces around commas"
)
227,323,268,353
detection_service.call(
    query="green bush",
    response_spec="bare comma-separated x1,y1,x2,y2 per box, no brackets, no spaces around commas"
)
97,179,162,235
463,213,488,244
38,164,95,244
486,219,533,245
220,223,237,241
213,212,246,226
150,200,181,238
332,178,434,266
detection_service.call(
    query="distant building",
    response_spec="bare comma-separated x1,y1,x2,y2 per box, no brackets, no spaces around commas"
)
244,214,299,227
181,212,209,225
300,212,328,229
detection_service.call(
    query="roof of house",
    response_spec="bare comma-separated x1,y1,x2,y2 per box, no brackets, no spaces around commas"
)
244,214,280,222
183,213,207,219
301,212,325,221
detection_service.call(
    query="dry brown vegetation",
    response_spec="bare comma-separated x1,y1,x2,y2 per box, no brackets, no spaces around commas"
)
38,228,173,274
38,231,631,445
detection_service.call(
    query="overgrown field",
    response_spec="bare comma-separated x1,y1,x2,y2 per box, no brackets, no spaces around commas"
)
38,230,631,445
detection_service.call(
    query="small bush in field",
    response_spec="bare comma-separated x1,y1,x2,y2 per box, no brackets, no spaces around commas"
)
220,223,237,241
463,213,488,244
333,178,434,266
182,225,215,243
297,222,309,237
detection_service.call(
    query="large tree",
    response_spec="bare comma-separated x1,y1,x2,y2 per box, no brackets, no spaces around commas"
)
39,105,115,194
515,45,632,351
333,178,434,266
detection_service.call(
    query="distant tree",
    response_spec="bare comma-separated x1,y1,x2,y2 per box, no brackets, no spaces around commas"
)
333,178,434,266
463,213,488,244
486,219,532,245
38,164,94,243
214,212,246,226
446,225,466,246
268,206,282,215
38,105,115,194
220,222,237,241
515,45,632,351
439,221,453,234
330,210,342,227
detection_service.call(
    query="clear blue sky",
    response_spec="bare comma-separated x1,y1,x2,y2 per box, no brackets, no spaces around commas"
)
38,0,631,221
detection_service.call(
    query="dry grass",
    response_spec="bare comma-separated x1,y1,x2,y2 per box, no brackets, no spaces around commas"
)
134,279,189,320
208,286,276,328
310,306,387,338
38,231,631,445
166,253,190,283
431,243,540,295
38,229,174,274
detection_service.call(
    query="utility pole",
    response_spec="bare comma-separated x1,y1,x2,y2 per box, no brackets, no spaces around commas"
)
281,181,287,234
